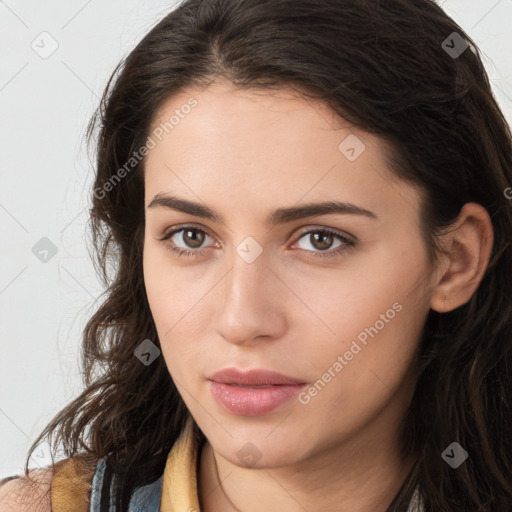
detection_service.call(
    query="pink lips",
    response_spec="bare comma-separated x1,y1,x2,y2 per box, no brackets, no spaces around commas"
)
208,368,306,416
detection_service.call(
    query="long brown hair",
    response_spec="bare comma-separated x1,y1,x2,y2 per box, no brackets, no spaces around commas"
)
25,0,512,510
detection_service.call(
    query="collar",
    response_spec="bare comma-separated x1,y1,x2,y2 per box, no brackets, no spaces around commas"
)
160,415,202,511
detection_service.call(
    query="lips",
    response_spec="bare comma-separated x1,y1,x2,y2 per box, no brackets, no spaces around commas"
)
208,367,306,386
207,368,307,416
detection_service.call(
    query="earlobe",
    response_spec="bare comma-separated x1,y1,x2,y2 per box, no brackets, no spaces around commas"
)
430,203,493,313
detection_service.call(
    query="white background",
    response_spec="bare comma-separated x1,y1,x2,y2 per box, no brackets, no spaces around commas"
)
1,0,511,478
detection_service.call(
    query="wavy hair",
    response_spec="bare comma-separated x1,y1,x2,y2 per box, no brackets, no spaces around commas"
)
25,0,512,510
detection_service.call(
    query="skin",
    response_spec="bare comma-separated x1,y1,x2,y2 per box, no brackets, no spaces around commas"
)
142,78,493,512
0,469,52,512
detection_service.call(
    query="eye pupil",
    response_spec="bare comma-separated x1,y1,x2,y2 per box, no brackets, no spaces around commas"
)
311,232,333,250
184,229,205,248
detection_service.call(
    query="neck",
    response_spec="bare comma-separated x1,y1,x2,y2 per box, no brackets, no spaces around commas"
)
198,422,417,512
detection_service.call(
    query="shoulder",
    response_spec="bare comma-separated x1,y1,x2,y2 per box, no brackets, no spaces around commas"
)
0,468,53,512
0,453,98,512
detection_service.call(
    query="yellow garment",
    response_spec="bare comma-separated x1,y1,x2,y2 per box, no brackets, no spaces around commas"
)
51,455,94,512
160,414,202,511
0,418,202,511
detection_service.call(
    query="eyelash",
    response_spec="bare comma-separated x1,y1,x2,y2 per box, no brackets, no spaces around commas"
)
157,224,356,260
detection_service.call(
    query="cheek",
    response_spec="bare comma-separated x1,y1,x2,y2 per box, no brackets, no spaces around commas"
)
142,242,212,377
143,239,200,324
303,280,428,428
297,250,430,415
290,242,428,348
293,300,427,446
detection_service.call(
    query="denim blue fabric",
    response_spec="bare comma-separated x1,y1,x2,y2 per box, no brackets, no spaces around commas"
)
89,457,163,512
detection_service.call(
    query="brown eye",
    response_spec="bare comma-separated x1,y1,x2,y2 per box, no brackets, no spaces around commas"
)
309,232,335,251
158,226,215,258
182,228,205,248
294,228,356,258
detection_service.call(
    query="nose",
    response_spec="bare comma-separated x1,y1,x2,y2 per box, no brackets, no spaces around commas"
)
214,250,288,346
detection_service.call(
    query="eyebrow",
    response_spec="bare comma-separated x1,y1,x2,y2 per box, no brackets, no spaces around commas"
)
146,193,378,225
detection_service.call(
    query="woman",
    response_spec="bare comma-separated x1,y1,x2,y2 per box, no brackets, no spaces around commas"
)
1,0,511,510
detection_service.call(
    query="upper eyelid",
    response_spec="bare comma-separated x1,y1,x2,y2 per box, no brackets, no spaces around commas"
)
161,223,216,241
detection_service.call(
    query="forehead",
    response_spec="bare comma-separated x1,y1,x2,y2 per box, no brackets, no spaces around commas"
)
143,79,421,223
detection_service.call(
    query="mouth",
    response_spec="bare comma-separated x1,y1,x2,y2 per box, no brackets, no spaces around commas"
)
206,367,307,416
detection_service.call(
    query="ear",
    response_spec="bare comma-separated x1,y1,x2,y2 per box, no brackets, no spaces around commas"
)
430,202,494,313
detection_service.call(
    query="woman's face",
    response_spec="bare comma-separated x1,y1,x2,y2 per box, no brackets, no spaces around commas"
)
142,79,436,469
